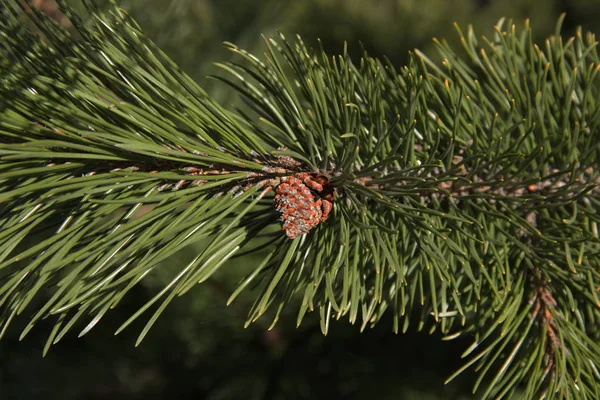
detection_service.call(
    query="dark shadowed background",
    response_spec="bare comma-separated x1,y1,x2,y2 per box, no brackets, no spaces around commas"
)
1,1,598,399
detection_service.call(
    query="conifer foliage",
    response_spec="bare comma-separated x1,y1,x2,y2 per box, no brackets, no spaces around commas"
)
1,1,599,398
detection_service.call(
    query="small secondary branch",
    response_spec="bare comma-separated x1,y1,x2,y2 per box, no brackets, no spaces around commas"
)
530,268,561,382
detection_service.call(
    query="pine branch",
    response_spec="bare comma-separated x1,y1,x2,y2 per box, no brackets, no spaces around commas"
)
1,1,599,398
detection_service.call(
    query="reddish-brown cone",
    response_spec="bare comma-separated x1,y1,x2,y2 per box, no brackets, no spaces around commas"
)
274,176,324,239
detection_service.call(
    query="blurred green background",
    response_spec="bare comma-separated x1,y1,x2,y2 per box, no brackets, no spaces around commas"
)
1,1,599,399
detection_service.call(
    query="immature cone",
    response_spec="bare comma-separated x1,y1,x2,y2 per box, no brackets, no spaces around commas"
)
274,176,324,239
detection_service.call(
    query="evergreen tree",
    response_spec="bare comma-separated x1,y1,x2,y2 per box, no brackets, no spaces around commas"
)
1,1,599,398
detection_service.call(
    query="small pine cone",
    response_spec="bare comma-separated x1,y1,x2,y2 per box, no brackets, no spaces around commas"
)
274,176,323,239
